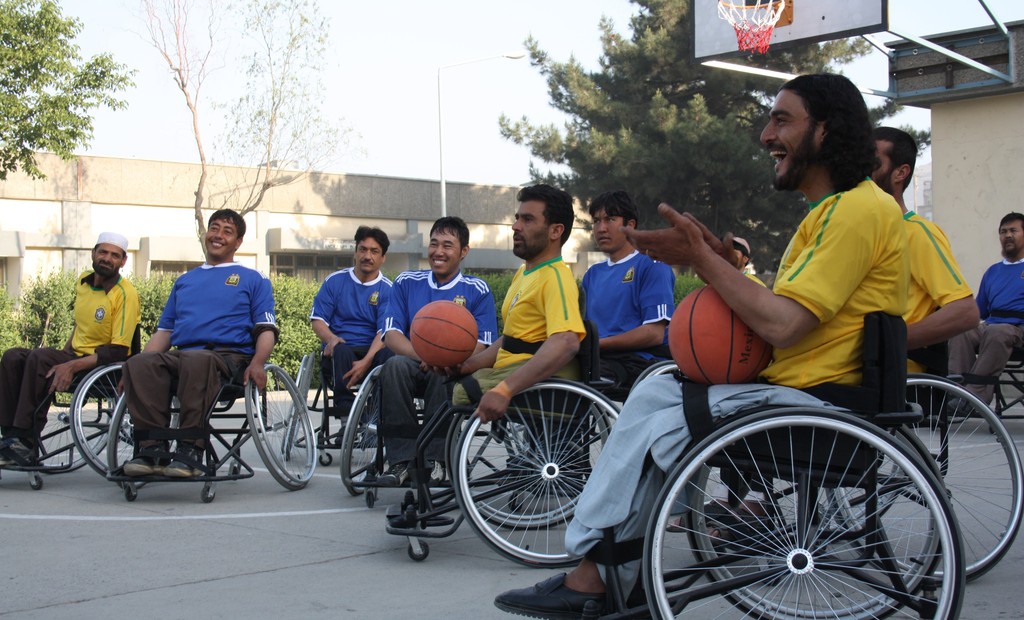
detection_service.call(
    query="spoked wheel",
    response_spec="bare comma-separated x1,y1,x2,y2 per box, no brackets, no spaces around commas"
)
453,380,618,567
247,364,316,490
34,399,81,471
105,394,137,476
644,408,963,620
340,366,383,496
903,374,1024,581
70,364,125,475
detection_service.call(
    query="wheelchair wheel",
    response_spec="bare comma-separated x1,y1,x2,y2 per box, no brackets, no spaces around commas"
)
904,374,1024,581
633,360,677,387
644,408,963,620
105,394,136,474
340,366,383,496
70,364,125,475
453,380,619,567
246,364,316,490
34,397,83,472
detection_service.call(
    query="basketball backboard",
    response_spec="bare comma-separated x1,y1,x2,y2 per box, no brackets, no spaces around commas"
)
693,0,889,61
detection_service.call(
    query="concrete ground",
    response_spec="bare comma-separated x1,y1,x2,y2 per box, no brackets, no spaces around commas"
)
1,416,1023,619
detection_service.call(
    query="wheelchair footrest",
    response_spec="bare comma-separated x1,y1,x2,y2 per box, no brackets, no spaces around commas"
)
384,505,456,528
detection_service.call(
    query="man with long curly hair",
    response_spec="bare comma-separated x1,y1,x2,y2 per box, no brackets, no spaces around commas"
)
493,73,910,619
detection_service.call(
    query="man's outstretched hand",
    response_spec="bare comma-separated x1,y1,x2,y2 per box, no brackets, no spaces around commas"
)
625,203,740,269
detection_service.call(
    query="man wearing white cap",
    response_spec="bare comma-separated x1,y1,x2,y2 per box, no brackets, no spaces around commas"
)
0,232,140,465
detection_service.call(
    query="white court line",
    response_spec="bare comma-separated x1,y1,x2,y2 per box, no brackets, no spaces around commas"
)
0,507,366,521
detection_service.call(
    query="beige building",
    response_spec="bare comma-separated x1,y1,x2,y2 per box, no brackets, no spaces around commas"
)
0,153,594,299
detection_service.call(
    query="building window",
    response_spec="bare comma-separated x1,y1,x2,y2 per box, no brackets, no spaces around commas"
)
271,253,348,281
151,261,203,276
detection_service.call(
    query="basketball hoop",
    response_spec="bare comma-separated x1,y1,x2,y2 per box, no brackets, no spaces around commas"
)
717,0,786,54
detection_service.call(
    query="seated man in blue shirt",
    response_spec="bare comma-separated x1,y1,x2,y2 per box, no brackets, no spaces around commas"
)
949,212,1024,404
376,216,498,486
582,190,675,400
121,209,279,478
310,226,394,416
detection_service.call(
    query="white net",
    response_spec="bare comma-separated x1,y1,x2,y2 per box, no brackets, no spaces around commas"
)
717,0,786,54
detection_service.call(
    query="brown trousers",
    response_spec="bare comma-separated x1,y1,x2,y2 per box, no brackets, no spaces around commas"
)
948,322,1024,404
0,347,77,437
122,350,250,437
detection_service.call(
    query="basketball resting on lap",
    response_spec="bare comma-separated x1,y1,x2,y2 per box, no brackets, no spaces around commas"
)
411,301,478,369
670,285,772,384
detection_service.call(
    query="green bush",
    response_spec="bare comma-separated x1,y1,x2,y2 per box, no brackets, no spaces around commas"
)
18,270,77,349
270,274,320,379
674,272,705,304
2,265,702,382
131,273,176,347
0,287,21,351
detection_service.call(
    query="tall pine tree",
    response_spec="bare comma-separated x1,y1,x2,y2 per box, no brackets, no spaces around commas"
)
501,0,882,269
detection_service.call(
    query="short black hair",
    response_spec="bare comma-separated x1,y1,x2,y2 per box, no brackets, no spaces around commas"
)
587,190,639,227
430,216,470,248
873,126,918,187
355,226,390,255
1000,212,1024,228
780,74,875,193
517,184,574,246
207,208,246,239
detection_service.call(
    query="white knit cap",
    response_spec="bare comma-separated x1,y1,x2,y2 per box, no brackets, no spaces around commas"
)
96,231,129,253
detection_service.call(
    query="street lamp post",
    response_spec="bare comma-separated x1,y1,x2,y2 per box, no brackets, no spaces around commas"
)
437,51,526,217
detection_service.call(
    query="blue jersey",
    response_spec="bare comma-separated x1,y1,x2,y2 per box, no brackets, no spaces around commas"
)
382,270,498,345
310,268,392,348
978,259,1024,325
158,263,277,354
581,250,675,358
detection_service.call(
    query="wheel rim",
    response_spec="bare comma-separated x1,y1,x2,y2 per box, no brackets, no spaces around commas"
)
455,381,618,566
905,375,1024,580
645,410,963,620
247,364,316,489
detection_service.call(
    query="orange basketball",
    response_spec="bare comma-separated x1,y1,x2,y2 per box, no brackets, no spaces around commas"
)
669,286,772,384
410,301,478,367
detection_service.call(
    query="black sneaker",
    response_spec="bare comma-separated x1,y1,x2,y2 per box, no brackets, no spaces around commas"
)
164,442,204,478
0,437,39,466
378,461,410,486
123,455,163,477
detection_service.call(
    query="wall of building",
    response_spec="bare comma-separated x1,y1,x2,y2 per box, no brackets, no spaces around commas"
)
0,154,593,299
931,91,1024,293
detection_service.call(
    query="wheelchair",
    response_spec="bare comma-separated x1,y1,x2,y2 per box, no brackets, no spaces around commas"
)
965,346,1024,419
0,362,127,489
297,352,342,466
633,360,1024,582
340,321,621,565
105,362,316,502
593,314,964,619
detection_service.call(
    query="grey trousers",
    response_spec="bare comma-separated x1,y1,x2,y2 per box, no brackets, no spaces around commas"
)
948,322,1024,404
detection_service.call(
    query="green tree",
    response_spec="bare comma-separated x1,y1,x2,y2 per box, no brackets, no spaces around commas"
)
501,0,886,268
0,0,133,180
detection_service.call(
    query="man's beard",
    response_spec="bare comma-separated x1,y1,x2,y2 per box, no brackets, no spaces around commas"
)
93,260,118,279
773,128,820,192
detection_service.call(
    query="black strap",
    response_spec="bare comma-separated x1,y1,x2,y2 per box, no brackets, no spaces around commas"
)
908,342,949,376
990,309,1024,321
501,335,543,355
676,371,715,444
459,375,485,404
584,536,644,565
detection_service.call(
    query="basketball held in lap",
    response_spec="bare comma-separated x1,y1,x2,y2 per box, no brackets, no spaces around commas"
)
670,286,772,384
410,301,478,367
